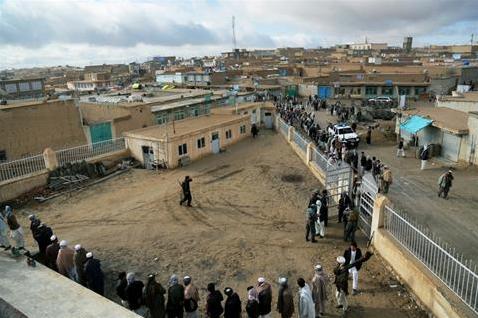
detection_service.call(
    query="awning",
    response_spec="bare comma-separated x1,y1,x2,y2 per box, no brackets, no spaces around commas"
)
400,115,433,134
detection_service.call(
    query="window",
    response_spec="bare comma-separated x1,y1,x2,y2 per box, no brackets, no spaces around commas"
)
365,86,377,95
415,87,426,95
240,125,246,134
174,110,185,121
226,129,232,139
197,137,206,149
382,87,393,95
178,143,188,156
0,150,6,162
155,113,169,125
398,87,411,95
19,82,30,92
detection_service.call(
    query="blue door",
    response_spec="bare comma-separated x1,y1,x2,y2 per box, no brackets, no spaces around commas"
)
319,86,331,99
90,122,112,144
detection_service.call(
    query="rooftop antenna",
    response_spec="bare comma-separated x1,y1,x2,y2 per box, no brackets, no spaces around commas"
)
232,16,237,58
471,34,474,46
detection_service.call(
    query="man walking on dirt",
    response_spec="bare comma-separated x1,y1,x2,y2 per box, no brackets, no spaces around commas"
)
438,170,454,199
180,176,193,207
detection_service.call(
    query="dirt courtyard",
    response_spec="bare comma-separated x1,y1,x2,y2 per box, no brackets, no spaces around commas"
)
19,131,427,318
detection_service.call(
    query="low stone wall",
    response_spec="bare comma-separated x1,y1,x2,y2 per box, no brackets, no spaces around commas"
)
0,149,130,203
371,196,476,318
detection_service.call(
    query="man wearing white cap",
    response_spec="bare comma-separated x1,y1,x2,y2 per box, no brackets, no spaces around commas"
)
277,277,294,318
311,265,327,317
74,244,88,286
84,252,105,295
256,277,272,318
333,251,373,313
45,235,60,272
56,240,76,280
184,275,200,318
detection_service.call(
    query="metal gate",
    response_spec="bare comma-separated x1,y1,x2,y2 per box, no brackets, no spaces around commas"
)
358,173,378,238
325,164,353,214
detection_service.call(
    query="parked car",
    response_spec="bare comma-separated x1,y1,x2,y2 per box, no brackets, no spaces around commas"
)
367,96,394,106
328,124,360,148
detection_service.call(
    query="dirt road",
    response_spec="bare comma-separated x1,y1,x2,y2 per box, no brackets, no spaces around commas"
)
19,131,427,317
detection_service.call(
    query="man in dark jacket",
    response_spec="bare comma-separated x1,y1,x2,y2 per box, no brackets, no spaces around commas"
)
305,205,317,243
246,286,260,318
84,252,105,296
344,242,363,295
45,235,60,272
74,244,88,286
144,273,166,318
206,283,223,318
338,192,352,223
125,272,145,312
256,277,272,318
224,287,241,318
33,223,53,261
167,275,185,318
334,252,373,314
319,190,329,227
276,277,294,318
116,272,128,307
179,176,193,207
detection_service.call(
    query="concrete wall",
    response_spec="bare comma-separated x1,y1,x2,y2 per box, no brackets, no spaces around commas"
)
371,196,476,318
0,171,49,203
0,149,130,203
436,99,478,113
0,100,87,160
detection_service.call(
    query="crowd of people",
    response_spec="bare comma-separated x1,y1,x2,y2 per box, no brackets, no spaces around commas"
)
0,205,106,295
275,96,396,197
1,200,374,317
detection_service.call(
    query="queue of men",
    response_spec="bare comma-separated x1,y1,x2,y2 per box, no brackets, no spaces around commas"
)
0,206,106,296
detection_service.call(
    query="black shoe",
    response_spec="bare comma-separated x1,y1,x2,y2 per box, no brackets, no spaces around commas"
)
336,305,343,309
306,238,310,242
187,204,192,207
179,201,183,206
311,240,318,243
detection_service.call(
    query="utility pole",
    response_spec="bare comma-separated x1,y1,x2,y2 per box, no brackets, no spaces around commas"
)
232,16,237,60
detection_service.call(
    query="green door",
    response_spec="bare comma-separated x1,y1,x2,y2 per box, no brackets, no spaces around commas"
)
90,122,112,144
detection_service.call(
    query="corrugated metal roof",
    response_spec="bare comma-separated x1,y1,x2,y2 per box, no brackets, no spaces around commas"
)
400,115,433,134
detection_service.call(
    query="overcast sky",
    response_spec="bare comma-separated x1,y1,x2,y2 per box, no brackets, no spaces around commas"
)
0,0,477,69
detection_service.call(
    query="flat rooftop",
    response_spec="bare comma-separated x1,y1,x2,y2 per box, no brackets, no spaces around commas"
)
150,95,224,112
403,107,469,134
439,91,478,102
123,113,248,141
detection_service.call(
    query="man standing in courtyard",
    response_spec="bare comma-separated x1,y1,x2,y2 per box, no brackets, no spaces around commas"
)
277,277,294,318
344,242,362,295
311,265,328,317
256,277,272,318
438,170,454,199
397,138,405,157
420,144,430,170
180,176,193,207
382,166,392,194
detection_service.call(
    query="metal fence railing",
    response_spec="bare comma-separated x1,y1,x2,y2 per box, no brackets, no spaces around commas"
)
0,154,47,182
293,130,308,153
278,118,289,137
384,206,478,314
56,138,126,166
